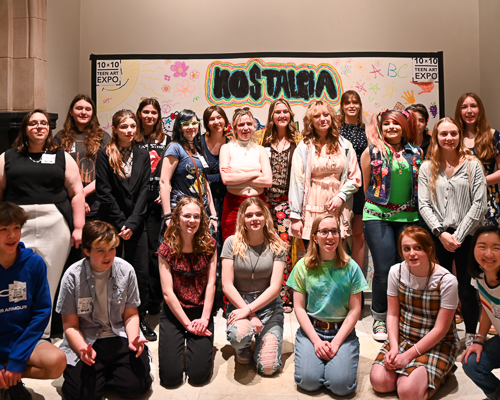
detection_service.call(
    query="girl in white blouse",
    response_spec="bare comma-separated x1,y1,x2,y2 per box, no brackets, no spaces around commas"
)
418,116,487,346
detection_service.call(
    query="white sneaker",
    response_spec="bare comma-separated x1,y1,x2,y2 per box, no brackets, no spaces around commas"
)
235,347,253,364
372,321,388,341
465,333,475,348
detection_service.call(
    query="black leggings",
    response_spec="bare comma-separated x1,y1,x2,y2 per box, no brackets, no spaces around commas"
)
433,231,480,334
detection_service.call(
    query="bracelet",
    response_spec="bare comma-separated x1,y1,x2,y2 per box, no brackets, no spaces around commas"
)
248,304,252,314
414,344,422,356
162,213,172,220
472,340,485,346
476,334,487,340
209,215,218,221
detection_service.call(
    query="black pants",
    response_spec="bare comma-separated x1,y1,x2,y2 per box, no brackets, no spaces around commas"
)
62,336,152,400
433,231,480,333
145,200,163,306
159,304,214,386
117,228,149,320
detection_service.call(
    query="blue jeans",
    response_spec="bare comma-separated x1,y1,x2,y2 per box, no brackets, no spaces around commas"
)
363,219,408,320
226,294,284,375
294,326,360,396
462,335,500,399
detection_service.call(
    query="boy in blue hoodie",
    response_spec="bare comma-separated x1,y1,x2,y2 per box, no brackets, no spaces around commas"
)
0,202,66,400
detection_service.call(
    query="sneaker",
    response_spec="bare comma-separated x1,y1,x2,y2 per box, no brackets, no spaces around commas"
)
4,381,32,400
235,347,253,365
465,333,475,348
140,321,157,342
372,321,388,341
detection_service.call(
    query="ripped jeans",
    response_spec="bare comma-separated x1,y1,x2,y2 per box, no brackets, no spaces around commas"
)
226,294,284,375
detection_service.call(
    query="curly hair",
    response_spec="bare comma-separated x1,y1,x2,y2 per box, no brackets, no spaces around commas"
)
106,109,138,178
301,100,341,155
454,93,496,164
304,214,350,270
13,109,58,154
58,94,105,159
163,197,215,259
135,97,166,144
261,98,298,147
339,90,364,128
232,197,287,259
426,117,473,200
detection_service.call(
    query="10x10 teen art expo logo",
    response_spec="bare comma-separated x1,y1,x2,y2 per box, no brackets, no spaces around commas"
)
205,58,342,107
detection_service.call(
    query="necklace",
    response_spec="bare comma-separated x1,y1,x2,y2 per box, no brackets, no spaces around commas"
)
238,139,251,156
250,242,265,280
27,151,46,164
394,150,406,174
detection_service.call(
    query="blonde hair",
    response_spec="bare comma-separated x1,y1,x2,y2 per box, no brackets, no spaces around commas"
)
232,197,287,259
231,108,258,144
302,100,341,155
426,117,474,200
304,214,350,270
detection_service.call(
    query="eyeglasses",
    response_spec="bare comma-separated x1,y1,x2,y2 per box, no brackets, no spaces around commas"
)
28,121,49,127
181,121,199,128
316,229,340,237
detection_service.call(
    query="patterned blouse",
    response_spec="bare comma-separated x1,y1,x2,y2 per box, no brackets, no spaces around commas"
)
268,146,291,197
340,123,367,166
157,239,215,308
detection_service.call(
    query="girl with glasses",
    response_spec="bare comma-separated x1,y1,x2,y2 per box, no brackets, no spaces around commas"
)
287,214,368,395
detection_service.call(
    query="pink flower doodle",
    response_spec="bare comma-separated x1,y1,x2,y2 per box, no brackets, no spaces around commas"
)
171,61,189,78
190,70,200,81
174,80,195,99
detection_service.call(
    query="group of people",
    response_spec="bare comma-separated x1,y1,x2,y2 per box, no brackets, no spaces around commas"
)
1,90,500,400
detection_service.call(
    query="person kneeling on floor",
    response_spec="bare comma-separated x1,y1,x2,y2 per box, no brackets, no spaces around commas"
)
0,202,66,400
56,220,152,400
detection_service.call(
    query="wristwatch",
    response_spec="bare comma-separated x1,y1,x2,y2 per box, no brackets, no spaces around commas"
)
432,227,444,237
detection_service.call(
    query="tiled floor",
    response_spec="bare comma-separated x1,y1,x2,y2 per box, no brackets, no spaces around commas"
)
24,302,493,399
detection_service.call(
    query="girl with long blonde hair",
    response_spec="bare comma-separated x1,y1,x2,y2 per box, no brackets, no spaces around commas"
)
287,214,368,395
419,116,487,346
289,100,361,249
221,197,287,375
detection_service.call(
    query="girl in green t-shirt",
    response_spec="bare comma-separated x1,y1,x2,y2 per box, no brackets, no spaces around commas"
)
287,214,368,395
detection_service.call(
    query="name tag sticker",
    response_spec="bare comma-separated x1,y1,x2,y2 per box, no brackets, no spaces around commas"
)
77,297,93,314
41,154,56,164
198,155,209,169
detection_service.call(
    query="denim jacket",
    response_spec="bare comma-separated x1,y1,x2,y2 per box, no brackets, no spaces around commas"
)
365,143,422,207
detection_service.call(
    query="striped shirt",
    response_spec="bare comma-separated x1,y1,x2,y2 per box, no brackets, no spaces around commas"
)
418,158,487,243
